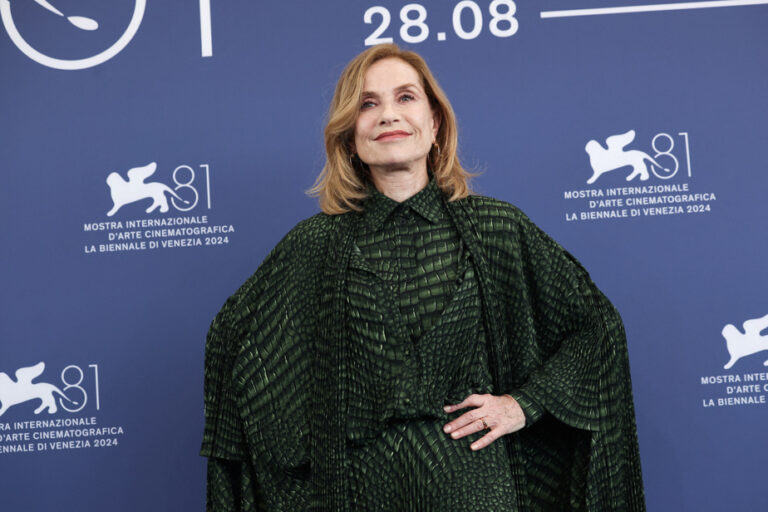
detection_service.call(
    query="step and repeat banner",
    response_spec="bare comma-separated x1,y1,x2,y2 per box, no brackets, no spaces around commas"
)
1,1,766,510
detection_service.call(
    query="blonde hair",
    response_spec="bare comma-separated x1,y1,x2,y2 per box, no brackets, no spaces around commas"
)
306,43,479,214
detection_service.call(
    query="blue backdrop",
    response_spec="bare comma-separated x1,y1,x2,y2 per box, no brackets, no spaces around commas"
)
1,1,767,510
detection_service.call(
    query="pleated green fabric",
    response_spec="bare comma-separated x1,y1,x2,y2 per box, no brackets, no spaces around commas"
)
201,174,646,511
345,174,517,509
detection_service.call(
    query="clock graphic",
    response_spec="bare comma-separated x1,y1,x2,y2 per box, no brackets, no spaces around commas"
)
0,0,146,70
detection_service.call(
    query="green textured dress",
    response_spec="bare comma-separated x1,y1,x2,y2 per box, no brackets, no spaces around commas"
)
345,175,517,509
200,172,646,511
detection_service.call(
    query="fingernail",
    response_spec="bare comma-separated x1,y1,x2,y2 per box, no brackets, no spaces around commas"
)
451,432,459,438
443,425,452,433
470,443,478,450
443,405,451,412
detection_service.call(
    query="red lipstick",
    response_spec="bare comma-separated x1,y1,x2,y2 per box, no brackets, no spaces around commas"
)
375,130,410,141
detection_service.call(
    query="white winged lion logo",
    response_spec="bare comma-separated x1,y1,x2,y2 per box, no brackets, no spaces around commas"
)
585,130,669,184
106,162,189,216
0,362,78,417
722,313,768,370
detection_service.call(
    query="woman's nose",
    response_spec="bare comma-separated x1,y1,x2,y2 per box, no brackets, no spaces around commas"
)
378,100,399,124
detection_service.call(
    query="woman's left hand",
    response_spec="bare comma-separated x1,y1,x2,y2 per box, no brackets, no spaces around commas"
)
442,394,526,451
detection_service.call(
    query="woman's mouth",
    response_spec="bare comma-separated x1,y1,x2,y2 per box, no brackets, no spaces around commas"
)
375,130,411,141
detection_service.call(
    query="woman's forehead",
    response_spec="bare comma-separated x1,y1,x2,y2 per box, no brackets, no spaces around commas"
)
363,58,424,93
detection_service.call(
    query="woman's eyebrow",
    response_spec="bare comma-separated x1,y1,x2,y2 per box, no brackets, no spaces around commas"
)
361,83,422,98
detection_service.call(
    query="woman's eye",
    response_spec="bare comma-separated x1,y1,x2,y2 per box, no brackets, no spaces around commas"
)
361,100,376,109
399,94,415,102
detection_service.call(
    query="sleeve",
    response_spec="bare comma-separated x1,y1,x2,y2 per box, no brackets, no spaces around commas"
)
200,225,301,460
506,216,615,432
200,221,319,511
200,238,291,510
507,216,645,510
200,297,247,461
505,388,546,427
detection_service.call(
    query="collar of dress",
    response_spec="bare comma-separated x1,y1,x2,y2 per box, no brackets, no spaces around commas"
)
360,171,444,230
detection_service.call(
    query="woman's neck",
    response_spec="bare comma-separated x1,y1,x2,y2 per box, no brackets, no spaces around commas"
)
368,166,429,203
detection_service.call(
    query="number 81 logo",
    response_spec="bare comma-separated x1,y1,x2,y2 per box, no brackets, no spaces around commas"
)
59,364,101,413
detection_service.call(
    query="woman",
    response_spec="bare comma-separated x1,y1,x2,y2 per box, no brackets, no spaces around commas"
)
201,43,645,511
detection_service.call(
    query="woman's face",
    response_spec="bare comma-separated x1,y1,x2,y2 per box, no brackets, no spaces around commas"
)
353,57,439,176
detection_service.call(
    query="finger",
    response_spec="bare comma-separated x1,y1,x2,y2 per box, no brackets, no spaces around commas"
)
446,416,487,440
469,428,501,451
443,406,483,434
443,393,486,413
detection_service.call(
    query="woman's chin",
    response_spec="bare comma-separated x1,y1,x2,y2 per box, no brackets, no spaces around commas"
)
365,157,429,174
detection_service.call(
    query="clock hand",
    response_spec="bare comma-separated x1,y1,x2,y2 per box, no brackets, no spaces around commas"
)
33,0,63,17
31,0,99,31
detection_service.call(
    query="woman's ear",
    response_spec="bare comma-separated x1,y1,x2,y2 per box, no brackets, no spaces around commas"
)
432,110,441,139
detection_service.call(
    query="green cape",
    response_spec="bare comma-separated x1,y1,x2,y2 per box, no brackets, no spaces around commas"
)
201,193,646,511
